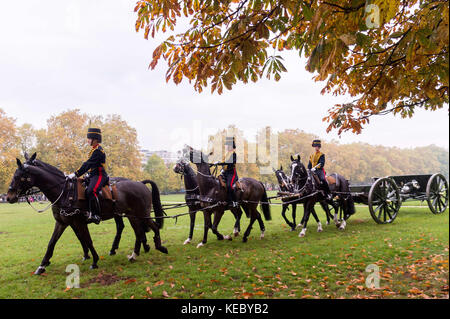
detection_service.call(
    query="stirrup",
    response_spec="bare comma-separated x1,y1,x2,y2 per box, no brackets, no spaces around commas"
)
87,212,100,225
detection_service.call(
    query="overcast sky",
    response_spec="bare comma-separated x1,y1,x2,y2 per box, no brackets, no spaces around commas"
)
0,0,448,153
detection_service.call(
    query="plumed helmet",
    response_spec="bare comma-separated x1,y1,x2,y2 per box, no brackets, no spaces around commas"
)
312,139,321,147
87,128,102,143
225,136,236,149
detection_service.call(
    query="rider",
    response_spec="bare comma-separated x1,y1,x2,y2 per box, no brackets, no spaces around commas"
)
216,137,239,208
67,128,108,224
308,139,332,200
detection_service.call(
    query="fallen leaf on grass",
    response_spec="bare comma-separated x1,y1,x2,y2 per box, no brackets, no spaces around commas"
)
124,278,137,285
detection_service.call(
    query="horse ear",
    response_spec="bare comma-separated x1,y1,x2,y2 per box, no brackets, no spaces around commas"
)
297,154,300,161
280,165,283,171
290,155,294,161
24,152,29,161
30,152,37,162
16,158,23,169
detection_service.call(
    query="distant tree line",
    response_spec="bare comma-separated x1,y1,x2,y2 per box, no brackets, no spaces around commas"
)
0,109,448,194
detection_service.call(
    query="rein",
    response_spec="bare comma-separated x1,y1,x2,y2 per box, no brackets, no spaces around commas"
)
25,179,68,213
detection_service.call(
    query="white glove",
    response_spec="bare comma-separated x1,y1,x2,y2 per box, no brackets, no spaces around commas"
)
67,173,76,179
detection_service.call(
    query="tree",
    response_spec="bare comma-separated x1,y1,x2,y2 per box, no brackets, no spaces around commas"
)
0,109,20,192
34,109,144,180
135,0,449,134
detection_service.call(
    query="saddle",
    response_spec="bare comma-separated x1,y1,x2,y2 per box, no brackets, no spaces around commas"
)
218,175,243,191
76,178,118,201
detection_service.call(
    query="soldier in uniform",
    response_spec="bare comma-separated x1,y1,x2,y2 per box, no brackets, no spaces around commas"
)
216,137,239,207
67,128,108,224
308,139,332,200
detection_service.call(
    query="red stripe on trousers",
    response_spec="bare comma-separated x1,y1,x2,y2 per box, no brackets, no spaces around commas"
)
93,167,103,198
230,169,236,187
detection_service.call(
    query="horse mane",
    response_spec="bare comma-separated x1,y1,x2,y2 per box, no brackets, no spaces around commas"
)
31,159,66,179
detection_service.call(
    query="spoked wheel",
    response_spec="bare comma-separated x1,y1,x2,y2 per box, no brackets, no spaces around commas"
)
368,177,401,224
426,173,449,214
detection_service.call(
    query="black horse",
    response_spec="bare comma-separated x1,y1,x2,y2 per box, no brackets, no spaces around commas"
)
289,155,355,234
273,165,320,232
6,153,168,275
185,145,271,246
173,158,242,245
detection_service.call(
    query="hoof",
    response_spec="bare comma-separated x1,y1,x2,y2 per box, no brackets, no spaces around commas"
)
90,264,98,270
109,250,116,256
317,223,323,233
183,238,191,245
158,246,168,254
233,228,240,237
260,231,265,239
224,235,232,241
143,244,151,253
127,252,138,262
196,242,204,248
339,221,346,230
34,266,46,275
242,237,248,243
82,255,91,261
299,229,307,238
296,223,303,229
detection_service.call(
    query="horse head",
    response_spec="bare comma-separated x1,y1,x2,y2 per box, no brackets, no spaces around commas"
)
274,166,293,192
289,154,307,188
6,156,38,203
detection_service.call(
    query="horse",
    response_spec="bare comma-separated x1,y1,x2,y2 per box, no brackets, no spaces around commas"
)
289,155,355,232
286,154,330,237
23,154,155,258
6,153,168,275
184,145,271,246
173,158,243,245
273,165,321,232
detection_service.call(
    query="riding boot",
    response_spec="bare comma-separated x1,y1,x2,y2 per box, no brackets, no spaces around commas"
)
227,187,238,208
322,182,333,201
87,197,101,225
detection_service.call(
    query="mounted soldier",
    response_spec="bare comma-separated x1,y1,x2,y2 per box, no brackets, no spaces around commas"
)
308,139,332,200
215,136,239,208
67,127,109,224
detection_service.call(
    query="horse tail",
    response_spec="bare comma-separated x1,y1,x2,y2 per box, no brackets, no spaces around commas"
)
259,183,272,221
141,180,165,229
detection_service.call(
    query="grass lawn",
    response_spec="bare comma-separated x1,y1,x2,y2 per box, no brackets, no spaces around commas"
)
0,194,448,299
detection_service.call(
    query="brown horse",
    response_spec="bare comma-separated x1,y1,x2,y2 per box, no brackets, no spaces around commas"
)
6,153,168,275
185,145,271,246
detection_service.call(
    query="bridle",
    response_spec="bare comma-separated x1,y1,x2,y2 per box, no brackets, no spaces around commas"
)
10,163,68,213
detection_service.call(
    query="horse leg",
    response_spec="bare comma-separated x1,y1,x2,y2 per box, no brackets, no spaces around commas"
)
311,207,323,233
70,224,90,261
211,209,229,241
319,201,331,225
184,208,196,245
281,204,294,230
254,207,265,239
231,207,242,237
147,219,168,254
140,222,151,253
299,202,312,238
242,214,256,243
127,217,145,262
198,211,212,248
74,222,100,269
292,204,297,231
35,221,67,275
110,216,125,255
